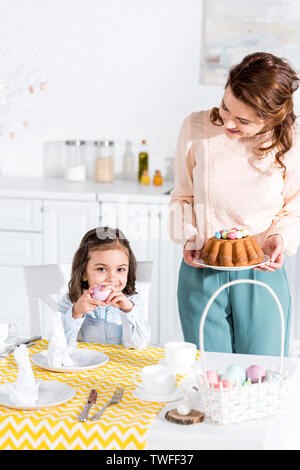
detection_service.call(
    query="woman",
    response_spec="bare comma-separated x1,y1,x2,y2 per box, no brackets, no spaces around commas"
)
169,52,300,356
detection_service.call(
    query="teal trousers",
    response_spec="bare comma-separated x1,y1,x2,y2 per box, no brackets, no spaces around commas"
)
177,260,291,356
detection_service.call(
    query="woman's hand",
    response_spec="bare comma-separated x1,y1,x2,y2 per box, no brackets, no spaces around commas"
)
72,284,109,319
254,234,284,272
183,238,204,268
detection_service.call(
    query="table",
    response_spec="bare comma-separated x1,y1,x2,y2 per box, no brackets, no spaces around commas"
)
0,340,168,450
0,341,299,450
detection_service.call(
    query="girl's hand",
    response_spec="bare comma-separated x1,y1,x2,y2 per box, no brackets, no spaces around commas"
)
183,237,204,268
72,284,110,319
104,286,134,312
254,234,284,272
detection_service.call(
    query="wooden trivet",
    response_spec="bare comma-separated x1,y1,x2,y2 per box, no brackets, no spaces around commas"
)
165,409,205,425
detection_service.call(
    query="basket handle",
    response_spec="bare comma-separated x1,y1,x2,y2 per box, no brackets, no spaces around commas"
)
199,279,285,377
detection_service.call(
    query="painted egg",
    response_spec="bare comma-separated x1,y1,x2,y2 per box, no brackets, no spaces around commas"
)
221,231,229,239
214,379,233,390
91,285,112,301
214,231,221,239
246,365,266,384
206,370,219,385
224,364,246,384
228,231,237,240
236,231,243,239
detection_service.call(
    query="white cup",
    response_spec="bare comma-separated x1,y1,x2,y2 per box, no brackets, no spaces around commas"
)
133,364,176,396
164,341,197,370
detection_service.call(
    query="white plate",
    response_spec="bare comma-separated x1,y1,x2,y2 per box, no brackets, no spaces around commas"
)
31,348,109,373
0,379,75,410
133,386,183,403
158,358,201,375
193,255,270,271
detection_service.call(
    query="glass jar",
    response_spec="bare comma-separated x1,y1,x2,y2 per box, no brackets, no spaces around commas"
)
64,140,86,182
94,140,114,182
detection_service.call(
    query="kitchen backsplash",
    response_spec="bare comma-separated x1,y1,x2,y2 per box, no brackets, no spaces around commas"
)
0,0,222,179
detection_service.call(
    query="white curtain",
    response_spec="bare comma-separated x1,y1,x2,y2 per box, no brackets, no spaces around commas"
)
284,251,300,354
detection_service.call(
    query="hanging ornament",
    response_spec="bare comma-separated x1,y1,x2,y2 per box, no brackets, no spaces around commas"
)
40,81,46,91
24,121,29,128
28,85,34,93
9,131,15,139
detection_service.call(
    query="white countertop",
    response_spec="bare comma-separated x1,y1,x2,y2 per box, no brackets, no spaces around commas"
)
0,176,173,203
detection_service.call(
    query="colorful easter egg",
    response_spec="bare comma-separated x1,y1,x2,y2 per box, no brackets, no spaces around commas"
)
91,285,112,301
224,364,246,384
246,365,266,384
236,231,243,239
228,231,237,240
206,370,219,385
214,379,233,390
221,231,229,239
214,231,221,239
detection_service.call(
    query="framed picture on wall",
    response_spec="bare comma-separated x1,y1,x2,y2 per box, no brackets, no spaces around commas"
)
200,0,300,85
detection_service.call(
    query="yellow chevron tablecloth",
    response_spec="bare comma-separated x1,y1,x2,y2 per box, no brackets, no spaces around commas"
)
0,340,186,450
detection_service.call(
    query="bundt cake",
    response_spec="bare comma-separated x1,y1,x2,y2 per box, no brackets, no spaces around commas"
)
201,228,264,267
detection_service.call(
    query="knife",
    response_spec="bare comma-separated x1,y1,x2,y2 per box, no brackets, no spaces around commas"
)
18,336,42,346
78,389,98,422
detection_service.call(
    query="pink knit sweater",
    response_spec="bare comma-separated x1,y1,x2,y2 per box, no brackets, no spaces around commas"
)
169,110,300,256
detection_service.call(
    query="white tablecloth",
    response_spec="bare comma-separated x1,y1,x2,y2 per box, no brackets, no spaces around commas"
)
147,352,300,450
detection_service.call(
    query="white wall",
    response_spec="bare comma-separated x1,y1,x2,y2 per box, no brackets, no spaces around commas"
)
0,0,224,179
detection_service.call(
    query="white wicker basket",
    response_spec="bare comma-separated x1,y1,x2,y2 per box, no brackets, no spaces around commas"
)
197,279,289,425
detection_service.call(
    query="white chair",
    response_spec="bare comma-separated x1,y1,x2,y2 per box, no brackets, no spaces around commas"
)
23,261,153,338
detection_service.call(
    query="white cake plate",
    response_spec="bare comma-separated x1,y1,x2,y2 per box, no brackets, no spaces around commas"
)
193,255,270,271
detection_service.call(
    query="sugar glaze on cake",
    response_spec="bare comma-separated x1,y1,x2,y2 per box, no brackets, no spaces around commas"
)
201,228,264,267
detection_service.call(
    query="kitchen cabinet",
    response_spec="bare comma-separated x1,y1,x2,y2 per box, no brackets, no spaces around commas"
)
42,200,100,264
0,198,43,335
0,198,42,231
159,204,183,344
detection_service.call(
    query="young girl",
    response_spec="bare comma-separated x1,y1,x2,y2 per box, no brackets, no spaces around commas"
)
58,227,151,349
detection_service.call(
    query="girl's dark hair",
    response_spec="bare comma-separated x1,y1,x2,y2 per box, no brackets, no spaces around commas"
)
68,227,137,303
210,52,300,173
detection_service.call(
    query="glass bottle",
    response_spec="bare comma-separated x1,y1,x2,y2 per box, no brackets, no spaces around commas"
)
153,169,163,186
141,169,150,185
122,141,135,179
138,140,148,182
64,140,86,182
94,140,114,182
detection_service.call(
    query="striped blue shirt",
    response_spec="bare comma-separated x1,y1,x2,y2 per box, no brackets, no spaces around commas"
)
58,292,151,349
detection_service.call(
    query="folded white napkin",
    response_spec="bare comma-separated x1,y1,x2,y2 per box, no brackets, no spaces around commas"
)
47,311,74,367
0,344,40,406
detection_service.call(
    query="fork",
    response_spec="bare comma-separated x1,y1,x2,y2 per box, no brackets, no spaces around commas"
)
90,386,124,421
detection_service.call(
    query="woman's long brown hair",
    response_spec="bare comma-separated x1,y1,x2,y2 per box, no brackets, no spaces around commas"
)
210,52,300,172
68,227,137,303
